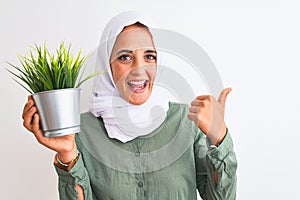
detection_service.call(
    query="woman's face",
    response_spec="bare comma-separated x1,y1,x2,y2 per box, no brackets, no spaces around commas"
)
110,25,157,105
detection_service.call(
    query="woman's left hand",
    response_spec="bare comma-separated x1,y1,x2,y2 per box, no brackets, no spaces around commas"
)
187,88,232,145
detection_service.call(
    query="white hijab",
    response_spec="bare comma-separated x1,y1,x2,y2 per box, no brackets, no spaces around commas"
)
90,11,177,143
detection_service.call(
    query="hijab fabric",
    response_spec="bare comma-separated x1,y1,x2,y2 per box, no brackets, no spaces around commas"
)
90,11,176,143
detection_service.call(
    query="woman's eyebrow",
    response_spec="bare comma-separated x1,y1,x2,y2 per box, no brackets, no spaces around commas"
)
145,50,157,54
116,49,157,55
116,49,133,55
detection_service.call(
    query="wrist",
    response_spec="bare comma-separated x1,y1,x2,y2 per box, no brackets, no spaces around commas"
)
215,127,227,146
54,151,80,171
208,124,227,146
57,147,78,163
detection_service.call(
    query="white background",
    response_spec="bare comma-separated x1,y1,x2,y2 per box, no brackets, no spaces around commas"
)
1,0,300,199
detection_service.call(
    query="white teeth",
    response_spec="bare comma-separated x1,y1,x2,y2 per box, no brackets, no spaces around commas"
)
127,80,148,91
128,80,146,86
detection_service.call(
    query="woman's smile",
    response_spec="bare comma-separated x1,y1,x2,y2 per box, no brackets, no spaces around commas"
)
127,79,149,93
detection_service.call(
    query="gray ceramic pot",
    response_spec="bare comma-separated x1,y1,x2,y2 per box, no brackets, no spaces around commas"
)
32,88,81,137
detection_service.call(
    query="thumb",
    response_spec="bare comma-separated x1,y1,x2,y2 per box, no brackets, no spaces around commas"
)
218,87,232,107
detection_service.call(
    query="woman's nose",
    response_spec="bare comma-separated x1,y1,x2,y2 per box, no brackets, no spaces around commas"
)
130,53,146,74
132,53,145,68
131,63,146,75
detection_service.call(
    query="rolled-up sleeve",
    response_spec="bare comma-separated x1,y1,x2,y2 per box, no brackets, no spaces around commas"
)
195,130,237,200
54,154,93,200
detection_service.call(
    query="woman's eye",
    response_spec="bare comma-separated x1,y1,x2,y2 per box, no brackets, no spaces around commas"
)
145,54,157,61
118,55,132,62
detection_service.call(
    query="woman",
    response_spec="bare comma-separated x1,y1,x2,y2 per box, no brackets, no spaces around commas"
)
22,11,237,200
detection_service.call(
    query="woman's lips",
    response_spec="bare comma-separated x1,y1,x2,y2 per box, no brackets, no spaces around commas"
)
127,80,149,93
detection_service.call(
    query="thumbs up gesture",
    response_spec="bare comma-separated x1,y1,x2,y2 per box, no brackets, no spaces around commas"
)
187,88,232,145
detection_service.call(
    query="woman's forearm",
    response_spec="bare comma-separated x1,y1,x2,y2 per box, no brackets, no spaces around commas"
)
76,184,84,200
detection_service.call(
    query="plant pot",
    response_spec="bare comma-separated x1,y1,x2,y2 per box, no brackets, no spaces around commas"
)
32,88,81,137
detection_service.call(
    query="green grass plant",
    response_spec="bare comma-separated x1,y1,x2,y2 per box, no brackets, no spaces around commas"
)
6,42,101,94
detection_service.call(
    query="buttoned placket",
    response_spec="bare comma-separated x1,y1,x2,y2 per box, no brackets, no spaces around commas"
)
134,143,147,199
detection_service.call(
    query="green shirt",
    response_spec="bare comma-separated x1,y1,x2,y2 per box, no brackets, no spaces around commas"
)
55,103,237,200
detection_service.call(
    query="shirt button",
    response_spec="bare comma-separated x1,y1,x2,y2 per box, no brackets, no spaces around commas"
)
138,182,143,187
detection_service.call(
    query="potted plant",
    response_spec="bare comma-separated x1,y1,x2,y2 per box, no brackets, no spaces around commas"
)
6,42,102,137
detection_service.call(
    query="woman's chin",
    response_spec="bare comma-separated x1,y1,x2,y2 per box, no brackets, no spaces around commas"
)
127,90,152,105
128,94,150,105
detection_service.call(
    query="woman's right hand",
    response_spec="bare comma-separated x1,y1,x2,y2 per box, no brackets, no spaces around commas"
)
22,95,78,163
